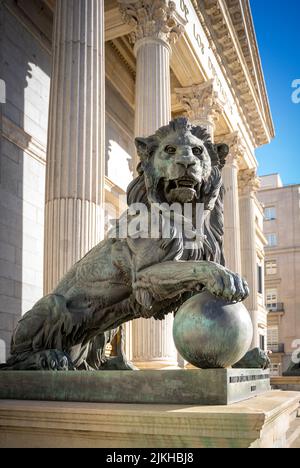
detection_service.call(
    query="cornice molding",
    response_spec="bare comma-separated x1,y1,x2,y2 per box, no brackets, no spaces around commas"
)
191,0,274,147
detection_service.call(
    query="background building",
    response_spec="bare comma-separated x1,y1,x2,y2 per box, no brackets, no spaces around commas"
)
0,0,274,366
258,174,300,376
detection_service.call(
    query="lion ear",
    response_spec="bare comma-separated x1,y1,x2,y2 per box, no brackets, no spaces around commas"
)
135,136,158,162
135,137,150,162
215,143,229,169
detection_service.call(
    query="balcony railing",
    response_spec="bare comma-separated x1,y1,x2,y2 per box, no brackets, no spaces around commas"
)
266,303,285,313
268,343,285,354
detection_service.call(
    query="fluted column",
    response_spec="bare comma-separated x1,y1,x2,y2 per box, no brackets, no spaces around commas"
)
119,0,185,368
239,169,261,348
135,38,171,139
175,79,224,141
219,132,243,274
44,0,105,293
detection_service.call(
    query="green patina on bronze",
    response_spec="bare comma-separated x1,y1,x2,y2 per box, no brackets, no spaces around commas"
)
0,118,269,372
173,291,253,369
0,369,270,405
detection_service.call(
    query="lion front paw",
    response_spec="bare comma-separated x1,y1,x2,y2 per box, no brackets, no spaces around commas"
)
206,266,250,303
38,350,75,371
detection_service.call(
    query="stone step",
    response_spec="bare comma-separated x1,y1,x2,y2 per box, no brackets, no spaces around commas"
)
287,411,300,448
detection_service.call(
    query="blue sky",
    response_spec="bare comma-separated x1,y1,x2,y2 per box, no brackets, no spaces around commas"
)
250,0,300,185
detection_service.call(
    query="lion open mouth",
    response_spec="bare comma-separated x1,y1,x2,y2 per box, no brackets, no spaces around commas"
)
164,178,200,203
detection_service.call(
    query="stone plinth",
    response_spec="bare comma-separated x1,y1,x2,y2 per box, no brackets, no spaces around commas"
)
0,369,270,406
0,391,299,448
271,376,300,392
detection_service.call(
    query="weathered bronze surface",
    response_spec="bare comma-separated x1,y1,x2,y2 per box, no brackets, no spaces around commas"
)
0,118,267,371
283,362,300,376
173,291,253,369
0,369,270,405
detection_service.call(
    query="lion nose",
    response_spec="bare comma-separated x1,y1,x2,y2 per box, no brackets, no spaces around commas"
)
176,159,196,169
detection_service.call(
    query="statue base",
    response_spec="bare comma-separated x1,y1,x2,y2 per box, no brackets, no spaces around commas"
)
0,369,270,405
1,391,299,448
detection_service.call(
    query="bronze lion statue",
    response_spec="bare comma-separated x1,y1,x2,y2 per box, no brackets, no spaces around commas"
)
1,118,257,371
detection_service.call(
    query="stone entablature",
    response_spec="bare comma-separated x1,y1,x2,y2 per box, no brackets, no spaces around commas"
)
192,0,274,147
42,0,273,156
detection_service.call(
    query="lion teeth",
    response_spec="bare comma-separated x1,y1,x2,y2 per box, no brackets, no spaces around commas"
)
177,180,195,188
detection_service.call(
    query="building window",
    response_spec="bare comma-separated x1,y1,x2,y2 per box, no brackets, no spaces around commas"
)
259,335,265,351
267,326,279,350
264,206,276,221
267,233,277,247
266,260,277,275
266,289,278,311
257,265,263,294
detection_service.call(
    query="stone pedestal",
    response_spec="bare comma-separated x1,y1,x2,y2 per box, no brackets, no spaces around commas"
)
44,0,105,293
271,376,300,392
0,391,299,448
0,369,271,406
119,0,185,369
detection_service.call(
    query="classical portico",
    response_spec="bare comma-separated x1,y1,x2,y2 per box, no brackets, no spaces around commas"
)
0,0,274,365
41,0,273,366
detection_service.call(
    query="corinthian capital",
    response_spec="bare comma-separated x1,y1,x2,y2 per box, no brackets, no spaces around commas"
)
118,0,186,46
217,132,246,167
238,168,261,196
175,80,225,135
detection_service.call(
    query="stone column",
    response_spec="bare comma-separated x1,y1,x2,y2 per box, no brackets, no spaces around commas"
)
219,132,243,274
119,0,185,368
239,169,261,348
175,79,224,141
44,0,105,293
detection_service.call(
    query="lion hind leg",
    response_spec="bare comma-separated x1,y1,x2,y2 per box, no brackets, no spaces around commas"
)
86,326,138,371
0,349,75,371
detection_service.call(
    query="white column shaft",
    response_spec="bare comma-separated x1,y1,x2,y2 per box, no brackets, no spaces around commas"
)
135,39,171,137
133,38,177,368
239,194,259,348
44,0,105,293
223,161,242,274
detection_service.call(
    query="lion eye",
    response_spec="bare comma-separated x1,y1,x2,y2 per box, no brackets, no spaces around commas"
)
192,147,203,156
165,145,177,155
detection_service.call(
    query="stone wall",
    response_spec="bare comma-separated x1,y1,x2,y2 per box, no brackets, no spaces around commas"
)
0,3,51,357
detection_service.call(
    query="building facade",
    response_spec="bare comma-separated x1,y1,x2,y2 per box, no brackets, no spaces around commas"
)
258,175,300,376
0,0,274,366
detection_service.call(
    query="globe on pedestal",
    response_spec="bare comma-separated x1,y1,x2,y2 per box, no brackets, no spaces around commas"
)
173,291,253,369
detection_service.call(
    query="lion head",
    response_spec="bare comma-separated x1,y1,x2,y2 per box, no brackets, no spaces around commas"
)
128,118,228,207
127,118,229,266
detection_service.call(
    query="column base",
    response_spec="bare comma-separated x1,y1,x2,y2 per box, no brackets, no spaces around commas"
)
134,360,180,370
